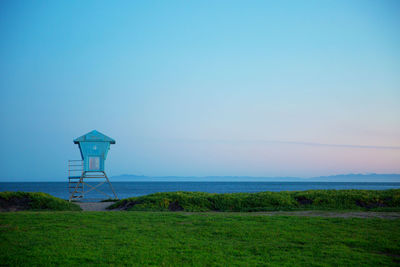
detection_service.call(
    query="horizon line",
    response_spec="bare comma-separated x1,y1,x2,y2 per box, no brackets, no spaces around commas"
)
2,173,400,182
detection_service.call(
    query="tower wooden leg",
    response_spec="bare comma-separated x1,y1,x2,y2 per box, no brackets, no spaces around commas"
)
103,172,118,200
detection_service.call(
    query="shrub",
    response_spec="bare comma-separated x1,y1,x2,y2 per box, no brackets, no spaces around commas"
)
0,192,82,211
110,189,400,212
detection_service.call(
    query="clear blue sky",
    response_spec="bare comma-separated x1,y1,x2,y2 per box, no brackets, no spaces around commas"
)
0,0,399,181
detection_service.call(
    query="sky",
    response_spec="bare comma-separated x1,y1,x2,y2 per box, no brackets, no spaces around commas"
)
0,0,399,181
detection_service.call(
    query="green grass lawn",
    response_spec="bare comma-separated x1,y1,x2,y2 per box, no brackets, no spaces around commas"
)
1,212,399,266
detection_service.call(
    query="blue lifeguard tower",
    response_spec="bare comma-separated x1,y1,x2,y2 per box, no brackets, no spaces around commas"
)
68,130,118,201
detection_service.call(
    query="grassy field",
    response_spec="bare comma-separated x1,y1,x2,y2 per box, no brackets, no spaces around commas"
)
1,212,400,266
111,189,400,212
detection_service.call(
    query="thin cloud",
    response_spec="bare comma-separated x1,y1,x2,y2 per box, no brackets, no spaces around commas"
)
174,139,400,150
268,140,400,150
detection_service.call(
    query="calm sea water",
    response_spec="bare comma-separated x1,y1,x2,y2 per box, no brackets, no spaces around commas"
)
1,182,400,200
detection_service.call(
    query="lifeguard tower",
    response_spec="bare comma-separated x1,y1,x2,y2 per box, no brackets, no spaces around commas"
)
68,130,118,201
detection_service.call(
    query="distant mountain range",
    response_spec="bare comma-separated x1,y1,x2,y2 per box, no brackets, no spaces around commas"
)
112,173,400,182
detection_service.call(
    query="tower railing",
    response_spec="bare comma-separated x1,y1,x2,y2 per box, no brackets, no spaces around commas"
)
68,160,84,199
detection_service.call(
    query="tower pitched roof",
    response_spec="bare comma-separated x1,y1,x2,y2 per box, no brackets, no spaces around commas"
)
73,130,116,144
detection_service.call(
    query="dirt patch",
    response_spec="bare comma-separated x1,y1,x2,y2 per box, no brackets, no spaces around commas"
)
0,197,31,212
169,201,184,211
375,251,400,264
77,202,115,211
118,200,138,210
295,196,313,205
355,200,386,209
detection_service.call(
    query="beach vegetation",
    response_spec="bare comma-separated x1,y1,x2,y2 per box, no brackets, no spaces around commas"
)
110,189,400,212
0,192,82,211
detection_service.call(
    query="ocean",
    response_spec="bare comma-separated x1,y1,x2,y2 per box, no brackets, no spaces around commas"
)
1,182,400,201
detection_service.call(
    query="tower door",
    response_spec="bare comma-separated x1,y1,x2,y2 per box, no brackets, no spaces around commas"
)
88,156,100,171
